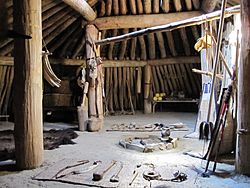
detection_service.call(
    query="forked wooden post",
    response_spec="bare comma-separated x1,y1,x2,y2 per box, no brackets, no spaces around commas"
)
13,0,44,169
85,25,98,118
144,64,152,114
236,0,250,176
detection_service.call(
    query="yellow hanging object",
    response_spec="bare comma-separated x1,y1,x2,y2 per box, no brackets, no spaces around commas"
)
194,34,213,52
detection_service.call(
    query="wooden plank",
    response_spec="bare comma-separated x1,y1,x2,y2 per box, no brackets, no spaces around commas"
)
93,11,202,30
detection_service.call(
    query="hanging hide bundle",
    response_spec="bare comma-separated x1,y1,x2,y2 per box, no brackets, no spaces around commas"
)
43,52,61,87
88,58,98,80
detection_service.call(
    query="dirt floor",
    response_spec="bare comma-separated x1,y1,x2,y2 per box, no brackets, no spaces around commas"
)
0,112,250,188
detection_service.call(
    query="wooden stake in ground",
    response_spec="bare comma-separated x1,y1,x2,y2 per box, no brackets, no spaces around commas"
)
13,0,44,169
144,64,152,113
236,0,250,176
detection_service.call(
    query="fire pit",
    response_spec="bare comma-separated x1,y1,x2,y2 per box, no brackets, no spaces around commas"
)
119,132,178,153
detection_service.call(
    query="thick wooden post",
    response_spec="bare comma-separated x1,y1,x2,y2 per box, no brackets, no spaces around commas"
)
144,64,152,114
236,0,250,175
86,25,98,119
13,0,43,169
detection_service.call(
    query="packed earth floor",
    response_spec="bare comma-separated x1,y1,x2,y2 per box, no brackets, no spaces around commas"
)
0,112,250,188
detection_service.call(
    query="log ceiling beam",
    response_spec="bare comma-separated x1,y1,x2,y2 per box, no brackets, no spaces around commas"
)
62,0,96,21
95,5,240,45
92,11,202,30
0,56,200,67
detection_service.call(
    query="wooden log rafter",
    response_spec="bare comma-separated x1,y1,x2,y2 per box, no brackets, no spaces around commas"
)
95,5,240,45
43,8,75,30
129,0,137,14
179,28,191,56
59,23,80,57
185,0,193,10
192,0,200,10
138,35,147,60
72,32,86,59
42,0,61,12
93,11,202,30
42,3,66,21
108,29,118,60
105,0,112,16
156,32,167,59
0,56,200,67
62,0,96,21
161,0,170,13
147,33,156,60
51,23,81,54
143,0,152,14
174,0,182,12
136,0,144,14
119,29,129,60
113,0,119,15
119,0,127,15
202,0,219,13
130,28,137,60
44,17,78,47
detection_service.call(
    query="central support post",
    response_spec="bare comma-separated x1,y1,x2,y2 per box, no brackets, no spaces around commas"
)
13,0,44,169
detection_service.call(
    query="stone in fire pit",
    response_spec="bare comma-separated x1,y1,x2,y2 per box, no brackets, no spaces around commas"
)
119,133,178,153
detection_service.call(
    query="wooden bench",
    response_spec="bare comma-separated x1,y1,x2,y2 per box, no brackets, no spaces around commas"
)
152,99,199,113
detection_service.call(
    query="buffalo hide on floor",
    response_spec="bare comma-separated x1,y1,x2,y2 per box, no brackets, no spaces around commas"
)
0,129,78,161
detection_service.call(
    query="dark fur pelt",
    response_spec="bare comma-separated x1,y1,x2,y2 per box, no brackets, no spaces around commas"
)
0,129,78,161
